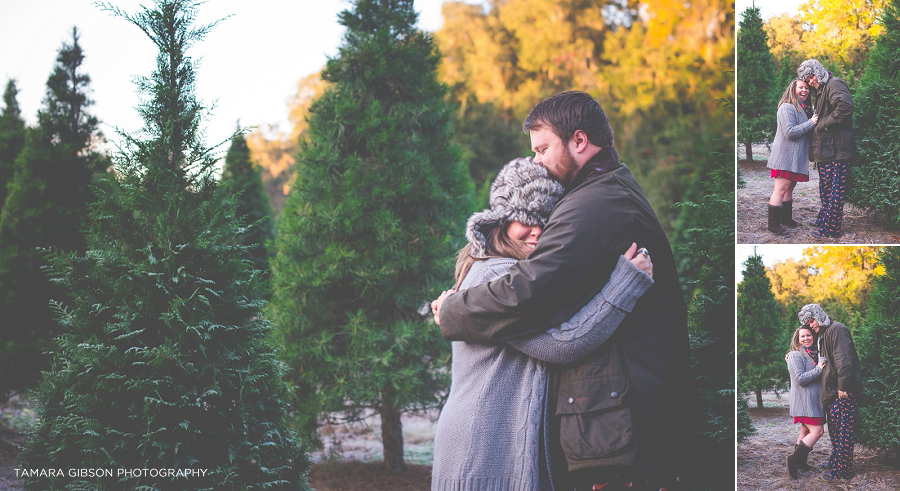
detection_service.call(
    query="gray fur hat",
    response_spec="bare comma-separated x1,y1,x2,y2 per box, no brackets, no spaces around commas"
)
798,303,832,329
797,59,831,85
466,157,564,258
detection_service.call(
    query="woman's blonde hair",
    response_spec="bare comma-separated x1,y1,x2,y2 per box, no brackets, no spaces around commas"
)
453,225,532,289
778,78,807,115
789,325,817,352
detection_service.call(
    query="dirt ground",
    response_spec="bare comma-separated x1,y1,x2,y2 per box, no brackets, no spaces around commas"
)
738,392,900,490
0,406,438,491
736,144,900,244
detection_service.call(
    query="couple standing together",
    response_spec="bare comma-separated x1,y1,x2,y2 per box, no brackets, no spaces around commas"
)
786,304,862,482
767,59,855,239
430,91,693,491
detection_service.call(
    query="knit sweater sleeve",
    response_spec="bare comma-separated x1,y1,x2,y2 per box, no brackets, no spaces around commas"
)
788,351,821,387
780,104,816,141
505,255,653,364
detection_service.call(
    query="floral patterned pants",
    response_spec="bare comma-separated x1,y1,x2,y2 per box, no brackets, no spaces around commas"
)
815,161,849,237
825,393,856,479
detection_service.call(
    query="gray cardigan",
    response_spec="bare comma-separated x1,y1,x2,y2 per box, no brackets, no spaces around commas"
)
787,350,823,418
431,255,653,491
767,102,817,175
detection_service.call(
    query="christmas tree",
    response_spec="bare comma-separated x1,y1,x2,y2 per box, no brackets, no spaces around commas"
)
220,131,274,273
268,0,473,471
0,29,107,402
19,2,309,489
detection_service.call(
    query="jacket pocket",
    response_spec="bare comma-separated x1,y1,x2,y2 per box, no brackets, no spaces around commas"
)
840,129,854,158
812,132,835,160
555,373,634,460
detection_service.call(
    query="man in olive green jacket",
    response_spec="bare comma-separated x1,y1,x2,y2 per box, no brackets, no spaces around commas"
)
799,303,861,482
433,91,693,491
798,59,855,239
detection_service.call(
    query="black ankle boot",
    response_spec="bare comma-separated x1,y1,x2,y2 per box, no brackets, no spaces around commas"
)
768,205,786,234
794,443,812,471
781,200,799,227
787,442,812,479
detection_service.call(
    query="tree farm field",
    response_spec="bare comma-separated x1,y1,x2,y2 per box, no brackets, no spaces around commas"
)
738,391,900,491
0,401,438,491
736,144,900,244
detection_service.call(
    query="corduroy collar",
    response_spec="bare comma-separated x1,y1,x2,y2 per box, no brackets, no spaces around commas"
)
563,146,620,196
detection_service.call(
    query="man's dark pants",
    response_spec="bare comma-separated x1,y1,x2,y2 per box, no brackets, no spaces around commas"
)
815,161,849,237
825,393,856,479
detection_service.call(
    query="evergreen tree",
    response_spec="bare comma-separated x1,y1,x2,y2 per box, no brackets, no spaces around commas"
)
737,6,777,161
268,0,473,472
856,247,900,452
0,79,26,212
0,29,107,402
676,123,735,488
737,252,787,408
221,130,274,273
18,2,309,489
736,379,756,444
847,0,900,225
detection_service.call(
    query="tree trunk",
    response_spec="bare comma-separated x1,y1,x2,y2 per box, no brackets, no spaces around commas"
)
756,389,764,409
380,390,405,472
745,141,754,162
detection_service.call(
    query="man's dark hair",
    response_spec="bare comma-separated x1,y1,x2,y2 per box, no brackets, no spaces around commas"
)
523,91,614,147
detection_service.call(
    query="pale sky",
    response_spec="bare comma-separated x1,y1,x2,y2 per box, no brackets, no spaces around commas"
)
736,244,810,284
736,0,806,24
1,0,476,152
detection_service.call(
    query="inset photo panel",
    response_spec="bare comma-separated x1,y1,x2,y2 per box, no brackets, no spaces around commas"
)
736,0,900,244
736,244,900,487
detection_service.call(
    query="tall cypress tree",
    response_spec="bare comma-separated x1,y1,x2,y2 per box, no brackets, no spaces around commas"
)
0,79,26,212
269,0,473,472
221,130,274,273
18,2,309,489
737,252,787,408
847,0,900,224
856,247,900,452
0,29,107,402
737,6,777,162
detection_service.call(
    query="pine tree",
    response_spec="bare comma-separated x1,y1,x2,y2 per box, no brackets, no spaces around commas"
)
0,29,107,402
0,79,26,212
221,130,274,273
856,247,900,452
268,0,473,472
18,2,309,489
737,252,787,408
847,0,900,225
676,113,735,488
737,6,777,162
736,378,756,443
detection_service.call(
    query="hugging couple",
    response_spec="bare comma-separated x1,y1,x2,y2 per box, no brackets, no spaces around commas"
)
766,59,855,239
429,91,694,491
786,304,862,482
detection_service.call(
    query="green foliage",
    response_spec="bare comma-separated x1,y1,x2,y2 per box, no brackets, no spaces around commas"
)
0,29,108,403
435,0,734,237
268,0,473,471
847,0,900,225
18,2,309,489
0,79,26,212
737,6,777,161
449,98,528,208
737,253,788,408
675,97,735,489
736,378,756,444
221,131,275,273
856,246,900,452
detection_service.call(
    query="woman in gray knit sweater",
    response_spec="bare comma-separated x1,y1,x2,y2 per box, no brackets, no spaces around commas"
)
766,79,819,234
431,158,653,491
785,325,827,479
